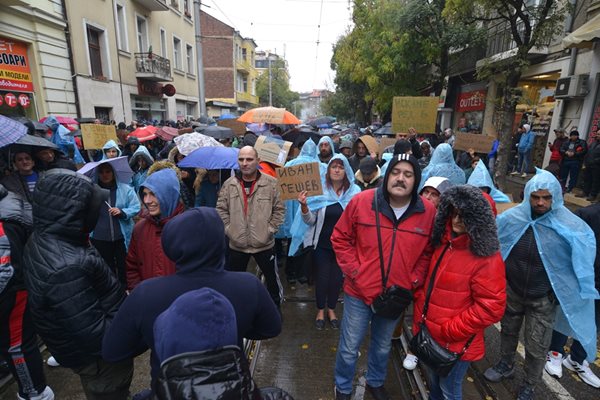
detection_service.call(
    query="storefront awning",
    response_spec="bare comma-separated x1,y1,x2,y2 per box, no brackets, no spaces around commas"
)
563,13,600,49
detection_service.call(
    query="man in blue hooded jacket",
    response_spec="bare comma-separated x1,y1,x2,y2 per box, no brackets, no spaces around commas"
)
103,207,281,396
484,170,598,400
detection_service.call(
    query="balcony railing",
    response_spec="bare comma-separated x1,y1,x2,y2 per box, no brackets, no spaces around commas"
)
485,20,552,58
135,53,172,82
132,0,169,11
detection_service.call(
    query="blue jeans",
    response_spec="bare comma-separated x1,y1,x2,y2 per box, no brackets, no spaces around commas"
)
427,360,470,400
560,159,582,192
334,294,400,394
517,150,531,174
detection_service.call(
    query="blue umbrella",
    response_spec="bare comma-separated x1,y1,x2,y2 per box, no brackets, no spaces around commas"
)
178,146,240,170
218,113,237,120
78,156,133,184
0,115,27,148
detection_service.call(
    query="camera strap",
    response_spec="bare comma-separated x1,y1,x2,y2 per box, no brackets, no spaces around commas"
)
421,241,475,354
375,192,398,289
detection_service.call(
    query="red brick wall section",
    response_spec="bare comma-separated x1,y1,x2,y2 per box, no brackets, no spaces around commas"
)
206,69,234,98
203,38,232,68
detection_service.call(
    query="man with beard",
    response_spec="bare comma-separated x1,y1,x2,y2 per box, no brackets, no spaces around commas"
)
485,170,598,400
318,136,336,165
331,154,436,400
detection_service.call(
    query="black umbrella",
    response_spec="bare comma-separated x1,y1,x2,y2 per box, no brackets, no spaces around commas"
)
374,125,394,136
282,127,321,148
12,134,58,149
195,125,235,140
307,116,336,127
9,116,47,132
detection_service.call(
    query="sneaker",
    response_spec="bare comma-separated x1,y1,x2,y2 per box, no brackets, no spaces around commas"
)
545,351,563,378
334,387,351,400
46,356,60,367
483,360,515,382
517,384,535,400
18,386,55,400
510,171,519,175
562,355,600,388
521,173,528,178
403,354,418,370
366,384,390,400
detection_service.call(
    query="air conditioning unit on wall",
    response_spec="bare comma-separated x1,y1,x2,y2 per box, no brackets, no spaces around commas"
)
555,75,589,98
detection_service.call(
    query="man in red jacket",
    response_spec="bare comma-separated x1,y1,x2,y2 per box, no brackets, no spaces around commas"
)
331,154,436,400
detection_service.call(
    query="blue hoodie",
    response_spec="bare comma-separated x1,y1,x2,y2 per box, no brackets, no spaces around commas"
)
101,139,122,160
467,160,510,203
130,146,155,193
317,136,336,166
102,207,281,384
497,169,598,362
420,143,466,191
140,169,180,219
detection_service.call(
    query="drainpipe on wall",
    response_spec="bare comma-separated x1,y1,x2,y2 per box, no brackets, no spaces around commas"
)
61,0,81,118
111,0,127,123
558,0,579,128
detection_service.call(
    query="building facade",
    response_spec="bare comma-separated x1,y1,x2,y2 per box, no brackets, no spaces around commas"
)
1,0,77,120
201,10,258,118
64,0,200,124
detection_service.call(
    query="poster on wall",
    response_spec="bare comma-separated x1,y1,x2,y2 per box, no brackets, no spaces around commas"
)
0,37,34,92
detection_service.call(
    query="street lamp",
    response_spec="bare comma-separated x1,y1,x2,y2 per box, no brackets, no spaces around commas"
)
267,52,272,106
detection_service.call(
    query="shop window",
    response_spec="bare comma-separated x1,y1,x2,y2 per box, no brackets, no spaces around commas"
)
87,26,104,78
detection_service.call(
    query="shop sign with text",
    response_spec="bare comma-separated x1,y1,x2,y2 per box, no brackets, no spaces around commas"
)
0,37,33,92
456,90,486,113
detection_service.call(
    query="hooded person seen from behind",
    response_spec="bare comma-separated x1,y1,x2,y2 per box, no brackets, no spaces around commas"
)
103,207,282,396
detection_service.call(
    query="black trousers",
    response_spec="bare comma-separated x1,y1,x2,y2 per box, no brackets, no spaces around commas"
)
313,247,343,310
227,247,282,306
582,164,600,197
0,290,47,398
91,238,127,287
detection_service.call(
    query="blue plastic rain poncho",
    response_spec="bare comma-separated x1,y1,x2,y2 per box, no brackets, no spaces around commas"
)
90,181,140,249
467,160,511,203
419,143,465,191
317,136,336,166
101,139,123,160
497,169,599,362
288,154,361,256
379,153,393,177
130,146,155,194
275,140,323,239
46,115,85,164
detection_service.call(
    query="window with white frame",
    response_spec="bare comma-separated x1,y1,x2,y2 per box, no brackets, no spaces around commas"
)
87,25,104,78
173,36,182,70
115,4,128,51
186,44,194,74
183,0,191,17
136,15,148,53
160,28,167,58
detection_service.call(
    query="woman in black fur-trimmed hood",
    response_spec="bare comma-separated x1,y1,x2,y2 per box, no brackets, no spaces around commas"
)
412,185,507,399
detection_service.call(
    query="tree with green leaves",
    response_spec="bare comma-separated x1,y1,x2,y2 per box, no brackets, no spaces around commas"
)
255,61,299,111
328,0,482,124
444,0,569,189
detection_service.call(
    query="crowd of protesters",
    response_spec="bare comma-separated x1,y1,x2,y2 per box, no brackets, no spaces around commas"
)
0,115,598,400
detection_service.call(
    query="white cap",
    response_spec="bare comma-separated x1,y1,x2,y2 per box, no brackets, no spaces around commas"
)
523,124,531,131
420,176,453,194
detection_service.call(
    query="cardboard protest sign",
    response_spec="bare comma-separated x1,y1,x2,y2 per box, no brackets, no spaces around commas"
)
378,137,398,155
254,135,292,167
276,162,323,201
392,96,438,134
453,132,497,153
81,124,118,149
217,119,246,135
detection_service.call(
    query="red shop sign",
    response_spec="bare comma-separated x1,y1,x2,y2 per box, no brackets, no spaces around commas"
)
456,90,486,113
18,93,30,108
4,92,17,107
